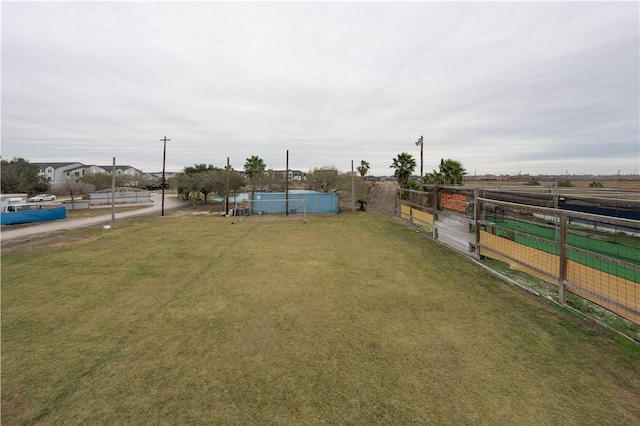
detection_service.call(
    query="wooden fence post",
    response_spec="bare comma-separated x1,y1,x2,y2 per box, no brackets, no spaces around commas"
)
474,188,480,260
558,212,568,304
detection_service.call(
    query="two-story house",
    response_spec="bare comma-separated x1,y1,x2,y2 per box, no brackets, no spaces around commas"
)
35,162,87,183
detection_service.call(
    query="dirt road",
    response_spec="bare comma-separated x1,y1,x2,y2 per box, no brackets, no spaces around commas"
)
367,181,398,215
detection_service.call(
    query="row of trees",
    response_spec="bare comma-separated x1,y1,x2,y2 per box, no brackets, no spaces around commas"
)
390,152,467,188
243,156,292,193
172,164,245,207
243,159,370,198
2,154,464,200
88,154,459,195
244,157,371,194
167,157,371,209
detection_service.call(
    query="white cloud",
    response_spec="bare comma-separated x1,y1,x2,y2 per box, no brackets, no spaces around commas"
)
2,1,638,176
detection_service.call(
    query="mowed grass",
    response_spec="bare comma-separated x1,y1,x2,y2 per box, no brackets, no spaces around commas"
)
2,214,640,425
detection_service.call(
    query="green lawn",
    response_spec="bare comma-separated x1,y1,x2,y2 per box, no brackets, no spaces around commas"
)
2,214,640,424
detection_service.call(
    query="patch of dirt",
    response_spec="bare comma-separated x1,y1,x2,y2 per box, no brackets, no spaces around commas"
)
366,181,398,215
170,200,227,216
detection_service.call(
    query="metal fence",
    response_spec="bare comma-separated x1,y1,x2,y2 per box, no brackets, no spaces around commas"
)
89,190,151,205
397,187,640,325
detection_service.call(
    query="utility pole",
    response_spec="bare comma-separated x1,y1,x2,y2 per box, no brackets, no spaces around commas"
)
111,157,116,228
285,150,289,216
415,135,424,186
351,159,355,213
160,136,170,216
225,157,230,216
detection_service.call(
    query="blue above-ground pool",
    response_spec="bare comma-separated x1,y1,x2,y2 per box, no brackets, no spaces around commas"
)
0,206,67,225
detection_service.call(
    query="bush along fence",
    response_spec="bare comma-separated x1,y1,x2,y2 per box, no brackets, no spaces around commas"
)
396,186,640,326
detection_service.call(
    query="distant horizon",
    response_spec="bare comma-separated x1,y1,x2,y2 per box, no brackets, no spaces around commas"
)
5,155,638,179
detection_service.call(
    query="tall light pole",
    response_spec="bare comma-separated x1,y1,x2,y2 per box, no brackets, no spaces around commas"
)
415,135,424,185
160,136,170,216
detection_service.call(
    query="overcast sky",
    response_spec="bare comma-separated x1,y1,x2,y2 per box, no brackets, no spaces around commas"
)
2,1,639,176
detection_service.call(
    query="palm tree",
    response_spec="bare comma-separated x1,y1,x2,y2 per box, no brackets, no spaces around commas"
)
425,159,466,185
244,155,266,194
440,159,466,184
357,160,370,178
390,152,416,187
424,169,444,185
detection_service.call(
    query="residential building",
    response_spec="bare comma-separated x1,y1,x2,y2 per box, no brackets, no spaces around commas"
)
35,162,86,183
91,165,143,179
290,170,307,181
34,162,143,185
264,169,307,181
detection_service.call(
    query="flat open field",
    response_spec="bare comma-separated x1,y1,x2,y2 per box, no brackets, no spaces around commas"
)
2,214,640,424
465,177,640,191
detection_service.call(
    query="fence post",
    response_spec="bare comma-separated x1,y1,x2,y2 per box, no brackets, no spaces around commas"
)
474,188,480,260
409,189,413,224
394,188,399,217
558,211,568,304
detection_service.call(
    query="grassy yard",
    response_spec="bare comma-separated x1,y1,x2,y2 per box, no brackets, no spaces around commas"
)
65,205,149,219
2,214,639,424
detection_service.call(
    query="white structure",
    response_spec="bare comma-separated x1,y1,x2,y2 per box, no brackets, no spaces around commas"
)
0,193,28,211
35,162,143,185
91,165,143,179
262,169,307,181
35,162,86,183
144,171,180,180
289,170,307,181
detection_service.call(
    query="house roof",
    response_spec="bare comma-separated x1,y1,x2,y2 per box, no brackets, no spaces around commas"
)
34,162,143,174
34,162,84,169
270,169,307,174
96,165,137,171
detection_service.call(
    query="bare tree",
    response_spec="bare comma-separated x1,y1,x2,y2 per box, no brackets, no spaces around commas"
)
261,170,286,192
59,180,95,210
309,166,340,192
337,172,370,209
81,173,127,191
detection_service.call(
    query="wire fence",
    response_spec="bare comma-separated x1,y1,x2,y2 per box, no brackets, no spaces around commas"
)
397,186,640,326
